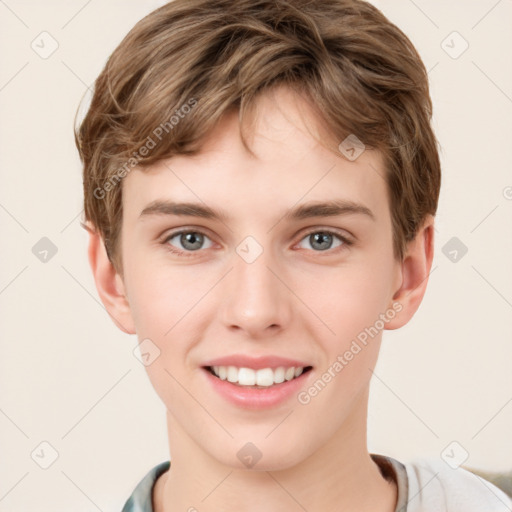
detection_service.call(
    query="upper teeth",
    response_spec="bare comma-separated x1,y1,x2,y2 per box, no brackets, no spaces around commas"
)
211,366,304,387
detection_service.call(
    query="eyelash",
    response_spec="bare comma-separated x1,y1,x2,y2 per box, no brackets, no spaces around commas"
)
161,228,353,258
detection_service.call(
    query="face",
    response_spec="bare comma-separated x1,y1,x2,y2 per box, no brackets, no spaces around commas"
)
116,86,406,470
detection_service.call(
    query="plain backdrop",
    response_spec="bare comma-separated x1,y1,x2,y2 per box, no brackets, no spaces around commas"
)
1,1,511,510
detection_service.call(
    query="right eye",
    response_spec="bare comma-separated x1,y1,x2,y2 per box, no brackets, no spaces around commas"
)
162,229,214,257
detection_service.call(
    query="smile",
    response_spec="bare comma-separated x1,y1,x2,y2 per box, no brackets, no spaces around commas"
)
205,365,313,388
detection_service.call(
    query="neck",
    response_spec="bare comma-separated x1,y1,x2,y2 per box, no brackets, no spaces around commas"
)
154,387,397,512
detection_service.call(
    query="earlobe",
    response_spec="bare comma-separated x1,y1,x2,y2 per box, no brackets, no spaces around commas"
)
385,215,435,330
87,226,136,335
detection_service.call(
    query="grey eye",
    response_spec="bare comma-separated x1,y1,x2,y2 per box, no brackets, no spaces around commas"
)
166,231,213,251
297,231,344,251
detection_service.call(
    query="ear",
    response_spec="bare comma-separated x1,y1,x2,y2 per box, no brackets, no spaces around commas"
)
385,215,435,330
87,225,136,334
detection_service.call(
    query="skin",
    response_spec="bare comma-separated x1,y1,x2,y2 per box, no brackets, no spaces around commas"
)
88,85,434,512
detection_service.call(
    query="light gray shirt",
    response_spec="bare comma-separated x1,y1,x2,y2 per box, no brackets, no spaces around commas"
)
121,453,512,511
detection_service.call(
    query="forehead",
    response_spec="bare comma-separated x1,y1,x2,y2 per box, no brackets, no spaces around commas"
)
122,86,390,226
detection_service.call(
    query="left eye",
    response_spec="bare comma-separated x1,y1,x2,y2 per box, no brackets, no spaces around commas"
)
296,230,349,252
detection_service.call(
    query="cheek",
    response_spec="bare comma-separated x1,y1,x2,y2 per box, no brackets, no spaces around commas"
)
126,267,202,404
125,255,194,335
300,261,393,344
316,260,394,404
125,262,216,374
299,271,386,415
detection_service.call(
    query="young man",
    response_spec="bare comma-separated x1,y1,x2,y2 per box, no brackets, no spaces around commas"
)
75,1,512,511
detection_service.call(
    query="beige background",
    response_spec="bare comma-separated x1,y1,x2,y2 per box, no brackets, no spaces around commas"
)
1,0,511,510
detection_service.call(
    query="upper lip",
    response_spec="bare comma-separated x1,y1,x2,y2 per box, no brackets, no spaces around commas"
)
202,354,312,370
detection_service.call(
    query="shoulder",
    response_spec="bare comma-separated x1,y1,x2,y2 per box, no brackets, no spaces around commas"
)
403,456,512,512
121,460,170,512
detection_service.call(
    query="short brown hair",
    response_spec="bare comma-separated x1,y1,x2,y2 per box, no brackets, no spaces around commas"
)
76,0,441,272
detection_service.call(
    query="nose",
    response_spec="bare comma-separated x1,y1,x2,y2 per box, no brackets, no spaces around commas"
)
219,242,292,338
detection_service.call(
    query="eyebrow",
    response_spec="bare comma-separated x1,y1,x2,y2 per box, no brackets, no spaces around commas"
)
139,199,375,222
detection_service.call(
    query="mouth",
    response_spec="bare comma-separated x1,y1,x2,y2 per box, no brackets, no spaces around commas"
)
203,365,313,389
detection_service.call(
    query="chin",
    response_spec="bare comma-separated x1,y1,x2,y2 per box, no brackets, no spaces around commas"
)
209,438,310,473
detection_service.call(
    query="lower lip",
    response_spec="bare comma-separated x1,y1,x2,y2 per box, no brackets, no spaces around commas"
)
202,367,312,410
